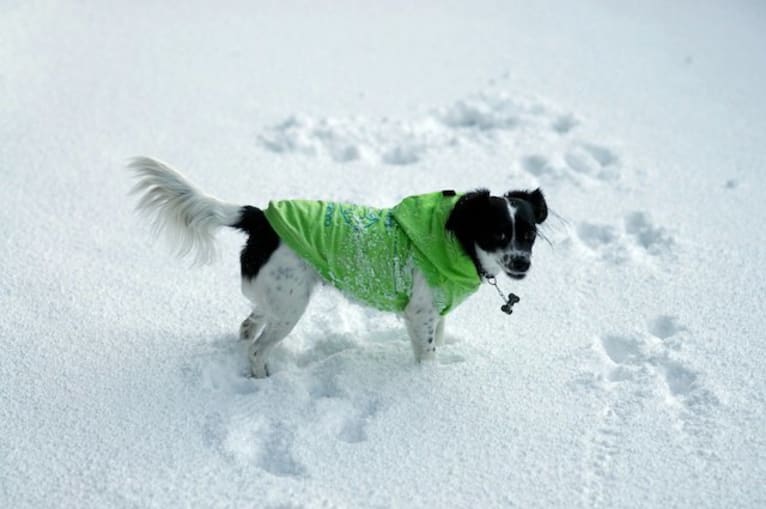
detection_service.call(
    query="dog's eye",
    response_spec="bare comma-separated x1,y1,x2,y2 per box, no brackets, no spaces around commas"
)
493,232,508,243
524,231,536,242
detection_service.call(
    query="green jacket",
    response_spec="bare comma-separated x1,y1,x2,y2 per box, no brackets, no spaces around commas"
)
263,192,481,315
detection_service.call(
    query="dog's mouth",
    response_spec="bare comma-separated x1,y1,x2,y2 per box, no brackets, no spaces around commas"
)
506,270,527,280
503,255,531,280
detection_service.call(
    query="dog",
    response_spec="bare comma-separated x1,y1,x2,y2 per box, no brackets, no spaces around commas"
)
128,157,547,377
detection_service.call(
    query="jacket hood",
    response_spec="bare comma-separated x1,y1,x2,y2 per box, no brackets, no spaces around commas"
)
391,191,481,296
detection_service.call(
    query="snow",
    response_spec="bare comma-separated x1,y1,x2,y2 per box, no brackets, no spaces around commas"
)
2,1,765,507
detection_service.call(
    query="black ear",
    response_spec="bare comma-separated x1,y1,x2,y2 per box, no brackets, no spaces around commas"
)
446,189,490,234
505,188,548,224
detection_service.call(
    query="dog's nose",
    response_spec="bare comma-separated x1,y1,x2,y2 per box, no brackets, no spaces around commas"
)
510,257,530,272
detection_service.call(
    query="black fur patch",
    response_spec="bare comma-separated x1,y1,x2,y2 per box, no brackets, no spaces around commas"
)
232,206,280,280
505,188,548,224
445,189,504,276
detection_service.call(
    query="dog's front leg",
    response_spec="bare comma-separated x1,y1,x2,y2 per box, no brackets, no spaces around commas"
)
434,317,446,346
404,271,440,362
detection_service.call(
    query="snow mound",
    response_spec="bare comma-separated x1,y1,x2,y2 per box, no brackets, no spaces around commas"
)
258,92,633,206
260,93,591,168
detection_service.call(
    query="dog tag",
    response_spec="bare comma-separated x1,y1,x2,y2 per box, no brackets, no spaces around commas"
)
500,293,521,315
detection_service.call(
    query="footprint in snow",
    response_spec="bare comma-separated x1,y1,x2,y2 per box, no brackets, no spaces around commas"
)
521,154,556,178
552,113,579,134
336,398,381,444
305,361,382,444
648,315,687,347
623,212,675,257
202,412,227,452
519,139,622,188
579,317,720,502
216,393,311,477
574,212,674,264
595,318,719,442
575,222,628,263
564,142,620,181
258,423,307,478
183,337,259,395
595,327,703,400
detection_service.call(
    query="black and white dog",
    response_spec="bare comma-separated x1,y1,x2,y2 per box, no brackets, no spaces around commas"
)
128,157,547,377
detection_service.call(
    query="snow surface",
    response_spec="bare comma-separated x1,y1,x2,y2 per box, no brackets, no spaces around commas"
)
2,1,766,507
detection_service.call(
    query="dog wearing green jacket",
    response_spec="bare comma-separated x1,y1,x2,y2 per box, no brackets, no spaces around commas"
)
129,157,548,378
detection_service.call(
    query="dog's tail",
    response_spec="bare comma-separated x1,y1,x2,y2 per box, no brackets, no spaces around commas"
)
127,156,245,265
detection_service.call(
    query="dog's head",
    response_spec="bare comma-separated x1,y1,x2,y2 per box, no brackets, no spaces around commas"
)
446,188,548,279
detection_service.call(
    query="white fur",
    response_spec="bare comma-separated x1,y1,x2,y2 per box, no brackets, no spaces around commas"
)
507,201,517,239
403,270,443,362
475,245,503,277
128,157,242,265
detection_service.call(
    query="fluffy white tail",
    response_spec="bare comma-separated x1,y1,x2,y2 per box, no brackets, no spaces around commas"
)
127,157,243,264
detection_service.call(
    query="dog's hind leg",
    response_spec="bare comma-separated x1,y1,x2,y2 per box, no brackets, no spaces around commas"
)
239,311,265,341
247,320,298,378
241,244,317,378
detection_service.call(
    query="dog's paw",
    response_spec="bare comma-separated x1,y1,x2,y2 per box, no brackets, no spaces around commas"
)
250,362,270,379
247,343,271,378
415,346,437,363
